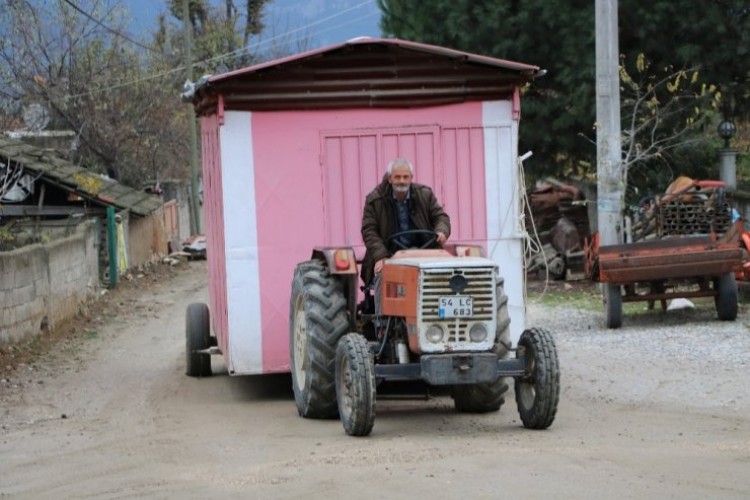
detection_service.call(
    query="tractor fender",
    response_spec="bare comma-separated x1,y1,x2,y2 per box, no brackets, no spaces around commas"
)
311,247,358,275
310,247,359,330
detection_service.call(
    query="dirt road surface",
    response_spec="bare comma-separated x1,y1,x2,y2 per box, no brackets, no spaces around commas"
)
2,261,748,498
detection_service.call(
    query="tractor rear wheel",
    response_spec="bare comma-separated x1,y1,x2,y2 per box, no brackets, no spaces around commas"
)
715,272,738,321
515,328,560,429
335,333,376,436
452,280,511,413
290,260,349,419
605,283,622,329
185,302,212,377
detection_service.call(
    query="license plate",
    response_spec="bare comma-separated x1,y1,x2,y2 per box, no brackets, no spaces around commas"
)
438,296,473,318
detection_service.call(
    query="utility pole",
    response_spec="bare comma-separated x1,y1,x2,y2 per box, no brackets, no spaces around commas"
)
595,0,623,246
183,0,202,235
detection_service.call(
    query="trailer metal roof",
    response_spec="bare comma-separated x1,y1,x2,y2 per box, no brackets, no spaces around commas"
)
189,37,542,115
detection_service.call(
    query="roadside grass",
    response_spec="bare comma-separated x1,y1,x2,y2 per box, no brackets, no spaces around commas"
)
527,285,602,312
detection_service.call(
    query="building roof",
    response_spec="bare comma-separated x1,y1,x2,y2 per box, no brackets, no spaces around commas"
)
0,135,162,217
189,37,542,115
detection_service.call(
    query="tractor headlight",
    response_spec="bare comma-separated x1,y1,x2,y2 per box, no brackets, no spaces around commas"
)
426,324,445,343
469,323,488,343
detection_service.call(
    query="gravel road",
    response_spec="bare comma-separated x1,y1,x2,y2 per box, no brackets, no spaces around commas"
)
1,261,748,499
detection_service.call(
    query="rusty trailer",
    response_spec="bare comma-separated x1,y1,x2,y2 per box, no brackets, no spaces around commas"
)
586,180,743,328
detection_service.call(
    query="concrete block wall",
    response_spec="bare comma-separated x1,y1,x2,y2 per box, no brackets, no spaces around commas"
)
0,221,99,344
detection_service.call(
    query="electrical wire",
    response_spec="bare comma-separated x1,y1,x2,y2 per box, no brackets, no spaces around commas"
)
180,0,377,70
60,0,160,53
516,154,550,304
59,0,379,101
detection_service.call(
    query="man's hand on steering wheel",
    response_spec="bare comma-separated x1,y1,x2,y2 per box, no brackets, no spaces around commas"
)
388,229,442,250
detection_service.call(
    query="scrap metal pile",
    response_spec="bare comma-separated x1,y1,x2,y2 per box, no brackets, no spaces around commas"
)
525,180,590,280
630,176,735,242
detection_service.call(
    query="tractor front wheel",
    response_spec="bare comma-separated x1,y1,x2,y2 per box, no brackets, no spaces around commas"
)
515,328,560,429
335,333,376,436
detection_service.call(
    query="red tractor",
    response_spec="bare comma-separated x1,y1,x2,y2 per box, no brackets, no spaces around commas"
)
290,230,560,436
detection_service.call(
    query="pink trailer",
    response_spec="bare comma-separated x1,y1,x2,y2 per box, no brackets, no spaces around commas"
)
184,38,542,377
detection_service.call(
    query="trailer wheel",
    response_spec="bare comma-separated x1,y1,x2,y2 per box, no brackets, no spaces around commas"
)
515,328,560,429
605,283,622,329
452,280,511,412
335,333,376,436
715,272,738,321
186,302,212,377
290,260,349,419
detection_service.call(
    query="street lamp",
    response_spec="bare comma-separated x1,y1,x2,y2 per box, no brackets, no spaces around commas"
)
717,119,736,148
717,119,737,190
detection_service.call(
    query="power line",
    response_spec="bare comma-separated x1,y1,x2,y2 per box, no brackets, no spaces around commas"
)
60,0,160,53
61,0,380,101
192,0,376,68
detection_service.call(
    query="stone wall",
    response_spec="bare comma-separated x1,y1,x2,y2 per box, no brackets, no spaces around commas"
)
0,221,99,344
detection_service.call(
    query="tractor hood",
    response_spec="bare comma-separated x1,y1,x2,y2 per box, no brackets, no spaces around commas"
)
387,256,496,269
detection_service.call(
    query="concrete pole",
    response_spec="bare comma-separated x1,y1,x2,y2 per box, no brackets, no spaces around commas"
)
183,0,202,235
719,149,737,191
595,0,624,245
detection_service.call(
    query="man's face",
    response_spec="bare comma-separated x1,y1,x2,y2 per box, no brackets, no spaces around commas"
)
389,165,413,195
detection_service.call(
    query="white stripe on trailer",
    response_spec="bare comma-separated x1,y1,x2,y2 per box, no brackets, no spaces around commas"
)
482,100,526,343
220,111,263,374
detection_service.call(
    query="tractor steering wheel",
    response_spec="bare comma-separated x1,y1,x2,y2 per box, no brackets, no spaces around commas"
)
388,229,438,250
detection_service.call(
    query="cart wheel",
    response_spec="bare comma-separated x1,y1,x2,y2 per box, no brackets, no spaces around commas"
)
605,283,622,329
186,302,212,377
515,328,560,430
715,272,738,321
335,333,376,437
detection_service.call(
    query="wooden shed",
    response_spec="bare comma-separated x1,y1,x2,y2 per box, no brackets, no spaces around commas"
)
187,37,542,375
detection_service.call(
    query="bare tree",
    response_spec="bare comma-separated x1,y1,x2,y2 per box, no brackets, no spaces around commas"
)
582,53,721,199
618,54,720,176
0,0,190,185
0,0,308,187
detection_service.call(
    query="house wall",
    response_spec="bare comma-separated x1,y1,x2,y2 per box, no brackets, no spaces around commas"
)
0,221,99,344
126,207,168,268
209,101,525,375
159,180,192,248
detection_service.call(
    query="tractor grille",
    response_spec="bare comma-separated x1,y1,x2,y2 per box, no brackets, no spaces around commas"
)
420,267,495,343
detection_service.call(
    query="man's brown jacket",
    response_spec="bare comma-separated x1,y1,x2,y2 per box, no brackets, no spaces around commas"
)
360,177,451,285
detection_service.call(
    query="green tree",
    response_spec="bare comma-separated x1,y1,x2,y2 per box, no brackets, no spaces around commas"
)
379,0,596,178
378,0,750,187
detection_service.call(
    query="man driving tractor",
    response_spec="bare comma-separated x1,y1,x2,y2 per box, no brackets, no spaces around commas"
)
360,157,451,288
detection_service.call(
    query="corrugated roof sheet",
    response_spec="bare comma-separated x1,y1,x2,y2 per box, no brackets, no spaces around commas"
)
190,37,542,115
0,135,162,217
